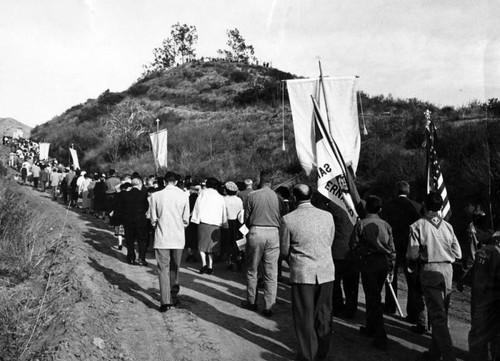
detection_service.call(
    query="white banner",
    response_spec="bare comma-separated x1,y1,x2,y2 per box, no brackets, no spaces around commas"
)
69,148,80,170
39,143,50,160
313,98,358,225
150,129,168,168
287,77,360,176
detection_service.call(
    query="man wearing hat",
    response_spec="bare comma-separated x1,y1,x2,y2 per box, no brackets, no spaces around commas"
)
223,181,244,270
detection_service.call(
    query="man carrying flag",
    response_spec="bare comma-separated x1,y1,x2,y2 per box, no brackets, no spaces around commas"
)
310,96,362,319
311,96,359,225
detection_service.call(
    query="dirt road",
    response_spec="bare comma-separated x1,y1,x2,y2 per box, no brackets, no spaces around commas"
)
12,182,472,361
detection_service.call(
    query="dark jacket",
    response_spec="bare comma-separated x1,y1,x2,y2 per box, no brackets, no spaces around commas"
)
117,188,149,226
381,196,421,259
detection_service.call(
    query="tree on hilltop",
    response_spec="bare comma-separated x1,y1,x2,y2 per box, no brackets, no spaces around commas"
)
218,28,256,64
143,23,198,76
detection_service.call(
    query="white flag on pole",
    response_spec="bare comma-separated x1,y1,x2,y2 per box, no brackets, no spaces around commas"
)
150,129,168,168
312,97,359,225
287,77,360,176
39,143,50,160
69,148,80,170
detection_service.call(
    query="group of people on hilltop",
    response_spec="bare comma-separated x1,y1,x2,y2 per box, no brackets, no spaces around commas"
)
4,134,498,361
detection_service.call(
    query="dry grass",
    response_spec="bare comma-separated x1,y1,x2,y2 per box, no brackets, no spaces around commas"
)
0,177,64,360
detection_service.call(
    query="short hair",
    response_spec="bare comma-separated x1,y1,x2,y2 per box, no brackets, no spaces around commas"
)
395,181,410,195
424,192,443,212
259,170,272,185
293,184,311,201
276,186,291,199
164,171,177,183
131,178,142,187
366,195,383,214
206,177,219,189
120,182,131,191
109,169,116,176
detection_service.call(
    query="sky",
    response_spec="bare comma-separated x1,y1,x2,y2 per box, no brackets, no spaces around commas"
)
0,0,499,127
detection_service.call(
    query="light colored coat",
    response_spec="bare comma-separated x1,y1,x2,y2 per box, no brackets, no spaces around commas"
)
280,201,335,284
149,185,190,249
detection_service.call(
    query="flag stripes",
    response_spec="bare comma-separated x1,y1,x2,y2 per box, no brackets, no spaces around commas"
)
426,119,451,220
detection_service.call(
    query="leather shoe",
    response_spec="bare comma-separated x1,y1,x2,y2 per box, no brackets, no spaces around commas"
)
159,304,173,313
127,260,139,265
206,268,213,275
199,265,208,274
240,300,257,311
139,260,148,267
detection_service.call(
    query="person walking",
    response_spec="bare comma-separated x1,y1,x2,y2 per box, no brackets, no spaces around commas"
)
116,178,149,265
468,232,500,361
407,192,462,361
191,177,228,275
149,171,190,312
242,170,282,316
350,195,395,351
381,181,425,331
280,184,335,361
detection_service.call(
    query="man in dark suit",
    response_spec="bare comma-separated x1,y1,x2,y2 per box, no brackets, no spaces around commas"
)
280,184,335,361
381,181,425,331
119,177,150,266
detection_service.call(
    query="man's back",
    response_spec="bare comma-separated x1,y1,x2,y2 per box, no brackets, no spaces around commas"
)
281,203,335,284
150,185,189,248
382,196,421,245
121,188,148,225
245,186,281,227
408,216,462,264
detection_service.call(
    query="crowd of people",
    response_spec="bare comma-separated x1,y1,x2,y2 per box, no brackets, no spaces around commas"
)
3,136,498,361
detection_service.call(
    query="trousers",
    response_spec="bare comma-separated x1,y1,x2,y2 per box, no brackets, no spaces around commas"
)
124,224,148,263
332,259,359,316
420,263,456,361
292,282,333,361
245,226,279,310
361,254,389,342
155,249,183,305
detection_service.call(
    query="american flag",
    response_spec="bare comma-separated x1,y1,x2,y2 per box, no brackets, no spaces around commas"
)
425,111,451,220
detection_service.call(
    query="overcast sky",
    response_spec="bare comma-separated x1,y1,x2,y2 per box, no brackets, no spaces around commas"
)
1,0,499,127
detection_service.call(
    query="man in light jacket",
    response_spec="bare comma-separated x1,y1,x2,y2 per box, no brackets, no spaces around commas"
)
280,184,335,361
149,171,190,312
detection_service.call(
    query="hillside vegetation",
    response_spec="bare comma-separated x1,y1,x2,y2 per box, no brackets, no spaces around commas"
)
31,60,500,234
0,117,32,138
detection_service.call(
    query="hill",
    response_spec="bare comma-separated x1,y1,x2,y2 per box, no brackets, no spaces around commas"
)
31,61,297,181
0,117,31,139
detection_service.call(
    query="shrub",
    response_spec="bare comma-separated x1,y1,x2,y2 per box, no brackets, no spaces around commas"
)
229,70,249,83
127,83,149,96
97,90,125,107
157,111,183,127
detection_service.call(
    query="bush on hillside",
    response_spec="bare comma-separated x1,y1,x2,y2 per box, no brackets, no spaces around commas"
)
127,83,150,96
77,104,107,123
97,90,125,107
157,111,183,127
230,70,250,83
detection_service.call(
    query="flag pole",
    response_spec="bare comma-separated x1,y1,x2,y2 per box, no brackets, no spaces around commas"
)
155,119,159,175
318,59,333,136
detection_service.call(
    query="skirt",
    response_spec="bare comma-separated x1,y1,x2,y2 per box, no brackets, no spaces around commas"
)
197,223,221,253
